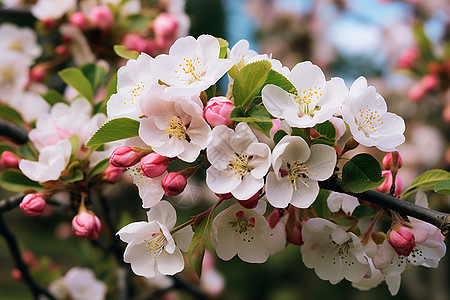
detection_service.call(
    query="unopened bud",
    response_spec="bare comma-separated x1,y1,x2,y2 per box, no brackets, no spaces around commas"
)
42,18,57,29
11,268,22,281
237,190,260,209
421,74,439,91
153,13,179,39
110,146,141,168
140,153,169,178
90,6,114,30
72,211,102,240
30,65,46,82
1,151,19,169
267,208,285,229
382,152,402,170
69,12,89,31
215,193,233,200
19,194,46,216
389,225,415,256
376,170,403,197
104,165,125,183
203,96,235,127
162,172,187,196
408,83,425,102
55,45,68,55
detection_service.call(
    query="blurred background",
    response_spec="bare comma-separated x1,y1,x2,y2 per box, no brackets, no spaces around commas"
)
1,0,450,299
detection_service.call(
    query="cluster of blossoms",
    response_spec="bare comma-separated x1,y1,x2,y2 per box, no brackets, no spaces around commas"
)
96,33,445,295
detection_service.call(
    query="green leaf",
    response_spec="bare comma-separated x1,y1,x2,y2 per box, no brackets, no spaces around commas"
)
0,143,17,153
0,170,43,192
227,65,239,80
229,105,273,123
434,179,450,195
341,153,384,193
188,217,212,278
352,205,376,219
311,189,331,219
205,84,216,100
106,73,118,100
402,169,450,198
313,121,336,141
334,216,357,227
68,135,79,154
0,105,23,124
124,14,149,30
291,128,310,144
60,168,84,183
249,121,272,138
81,63,107,90
264,69,296,93
273,130,287,145
88,158,110,180
232,60,272,107
94,99,108,115
20,143,38,160
86,117,140,147
216,37,228,59
58,68,94,102
40,90,66,106
310,136,335,147
113,45,139,60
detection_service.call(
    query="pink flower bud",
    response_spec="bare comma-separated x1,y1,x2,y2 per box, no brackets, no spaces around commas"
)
153,13,179,39
42,19,57,29
382,152,403,170
90,6,114,30
69,12,89,31
237,190,260,209
203,96,234,127
110,146,141,168
270,119,282,137
104,165,125,183
30,65,46,82
19,194,46,216
215,193,233,200
55,45,68,55
267,208,283,229
408,83,425,102
140,153,169,178
72,212,102,240
1,151,19,169
11,268,22,281
389,226,415,256
396,48,419,69
162,172,187,196
421,74,439,91
376,170,403,197
122,34,158,56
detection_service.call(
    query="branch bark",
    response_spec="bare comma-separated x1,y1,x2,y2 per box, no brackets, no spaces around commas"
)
0,119,28,144
321,177,450,236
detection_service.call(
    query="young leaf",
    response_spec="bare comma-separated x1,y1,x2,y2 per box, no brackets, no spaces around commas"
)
58,68,94,102
60,168,84,183
188,217,213,278
341,153,384,193
113,45,139,60
229,105,273,123
232,60,272,107
86,117,140,147
216,37,228,59
205,84,216,100
249,121,273,138
435,179,450,195
313,121,336,141
311,189,332,219
106,73,118,100
124,14,149,31
402,169,450,198
87,158,110,180
352,205,376,219
264,69,295,93
81,63,107,90
273,130,287,145
40,90,66,106
0,170,43,192
0,105,23,124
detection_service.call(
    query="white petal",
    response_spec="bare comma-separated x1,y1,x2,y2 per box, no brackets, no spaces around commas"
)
265,172,293,208
262,84,297,119
290,178,319,208
231,174,264,200
116,221,148,243
289,61,326,91
147,201,177,229
173,226,194,252
305,144,336,181
124,242,157,278
206,166,241,194
156,248,185,275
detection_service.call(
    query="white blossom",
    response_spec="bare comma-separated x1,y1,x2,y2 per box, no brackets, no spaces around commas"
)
0,23,42,61
31,0,76,20
327,192,360,215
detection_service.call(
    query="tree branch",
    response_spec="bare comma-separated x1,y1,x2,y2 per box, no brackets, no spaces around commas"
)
0,212,56,300
0,119,28,144
321,177,450,236
0,193,24,212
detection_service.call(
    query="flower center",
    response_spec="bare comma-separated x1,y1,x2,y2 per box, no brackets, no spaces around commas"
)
175,57,203,84
227,152,249,179
166,116,187,139
287,161,311,191
145,231,168,259
288,86,323,118
9,40,23,52
123,80,144,106
356,105,383,137
0,68,15,86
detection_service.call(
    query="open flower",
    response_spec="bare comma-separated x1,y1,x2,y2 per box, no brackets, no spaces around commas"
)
326,192,360,215
265,135,336,208
206,122,271,200
153,35,233,96
128,163,166,208
117,201,193,278
301,218,370,284
211,201,271,263
19,139,72,183
262,61,347,128
31,0,76,20
341,76,405,152
139,84,210,163
107,52,155,120
0,23,42,61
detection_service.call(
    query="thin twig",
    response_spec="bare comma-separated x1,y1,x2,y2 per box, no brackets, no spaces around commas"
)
321,177,450,236
0,213,56,300
0,119,28,144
